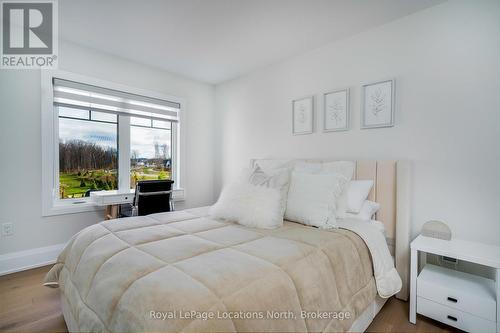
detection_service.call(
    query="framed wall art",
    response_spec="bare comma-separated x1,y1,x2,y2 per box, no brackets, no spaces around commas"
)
361,79,395,129
292,96,314,135
324,88,349,132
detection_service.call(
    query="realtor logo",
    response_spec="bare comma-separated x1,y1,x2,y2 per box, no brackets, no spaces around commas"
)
1,0,58,68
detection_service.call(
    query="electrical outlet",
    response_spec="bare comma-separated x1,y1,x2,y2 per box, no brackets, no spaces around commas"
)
2,223,13,236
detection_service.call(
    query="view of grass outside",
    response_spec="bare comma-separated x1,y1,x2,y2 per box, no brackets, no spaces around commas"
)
58,108,172,199
130,162,171,188
59,111,118,199
59,168,118,199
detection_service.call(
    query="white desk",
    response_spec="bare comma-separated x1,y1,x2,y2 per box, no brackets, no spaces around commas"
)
409,235,500,332
90,190,135,219
90,188,185,219
90,189,135,205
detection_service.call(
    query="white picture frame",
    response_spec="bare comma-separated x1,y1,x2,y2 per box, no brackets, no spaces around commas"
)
323,88,350,132
361,79,395,129
292,96,314,135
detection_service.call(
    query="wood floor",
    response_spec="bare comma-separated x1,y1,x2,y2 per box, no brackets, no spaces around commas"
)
0,266,67,332
0,265,462,333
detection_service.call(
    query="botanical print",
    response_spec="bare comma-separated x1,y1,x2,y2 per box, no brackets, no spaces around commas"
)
297,103,307,123
293,97,313,134
369,87,386,117
362,80,394,128
324,89,348,131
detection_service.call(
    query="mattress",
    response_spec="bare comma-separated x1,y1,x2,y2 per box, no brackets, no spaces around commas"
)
45,207,380,332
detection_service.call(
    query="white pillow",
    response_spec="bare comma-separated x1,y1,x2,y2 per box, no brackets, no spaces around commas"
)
345,200,380,220
337,180,374,215
240,165,290,216
293,161,355,180
293,161,322,173
321,161,355,180
285,171,347,229
210,182,283,229
254,159,294,173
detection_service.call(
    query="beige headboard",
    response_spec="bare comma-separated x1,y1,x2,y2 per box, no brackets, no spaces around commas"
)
250,159,411,301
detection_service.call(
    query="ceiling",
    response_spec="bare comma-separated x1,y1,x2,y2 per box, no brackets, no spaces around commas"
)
59,0,444,84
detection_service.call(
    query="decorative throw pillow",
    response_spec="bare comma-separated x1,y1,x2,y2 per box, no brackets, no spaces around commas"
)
210,182,283,229
240,165,291,216
285,171,347,229
293,160,355,180
345,200,380,220
320,161,355,180
337,180,374,216
254,159,294,173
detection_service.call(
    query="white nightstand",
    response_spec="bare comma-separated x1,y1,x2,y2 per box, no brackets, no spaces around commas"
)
409,235,500,333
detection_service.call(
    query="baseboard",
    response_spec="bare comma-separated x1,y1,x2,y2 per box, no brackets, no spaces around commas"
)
0,243,65,276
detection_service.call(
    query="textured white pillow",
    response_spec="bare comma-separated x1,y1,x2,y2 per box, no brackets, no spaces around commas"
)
293,161,355,180
254,159,294,173
285,172,347,229
240,166,290,216
321,161,355,180
210,182,283,229
337,180,374,215
345,200,380,220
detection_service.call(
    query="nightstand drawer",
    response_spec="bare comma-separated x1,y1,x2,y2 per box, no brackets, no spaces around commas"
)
417,297,496,333
417,264,496,321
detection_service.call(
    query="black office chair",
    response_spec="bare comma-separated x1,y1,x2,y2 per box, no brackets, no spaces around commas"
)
84,189,99,197
121,180,174,217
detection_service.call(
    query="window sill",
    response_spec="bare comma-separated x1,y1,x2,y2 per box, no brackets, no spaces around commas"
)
43,200,103,217
42,188,185,217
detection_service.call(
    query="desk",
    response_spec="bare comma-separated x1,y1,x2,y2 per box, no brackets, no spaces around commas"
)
90,188,184,219
90,189,135,219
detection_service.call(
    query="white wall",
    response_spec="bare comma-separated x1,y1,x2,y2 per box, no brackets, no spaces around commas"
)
1,0,499,259
0,41,215,255
215,0,500,245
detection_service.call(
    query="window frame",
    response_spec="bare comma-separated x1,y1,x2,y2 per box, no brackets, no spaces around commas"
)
41,70,185,216
56,107,119,201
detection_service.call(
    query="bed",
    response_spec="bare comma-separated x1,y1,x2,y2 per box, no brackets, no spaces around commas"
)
44,159,411,332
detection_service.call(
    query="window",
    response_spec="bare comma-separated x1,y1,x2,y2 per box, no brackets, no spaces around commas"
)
130,117,172,189
41,71,184,215
58,107,118,199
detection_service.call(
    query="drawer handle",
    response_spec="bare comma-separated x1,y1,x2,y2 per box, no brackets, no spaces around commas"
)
447,315,457,322
447,297,458,303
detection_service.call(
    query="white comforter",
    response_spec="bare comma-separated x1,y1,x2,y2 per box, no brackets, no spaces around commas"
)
45,206,385,332
337,218,402,298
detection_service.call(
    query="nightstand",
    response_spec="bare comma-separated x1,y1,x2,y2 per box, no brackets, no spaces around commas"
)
409,234,500,333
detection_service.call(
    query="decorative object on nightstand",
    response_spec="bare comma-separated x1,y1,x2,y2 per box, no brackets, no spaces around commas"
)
409,234,500,333
421,220,452,240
